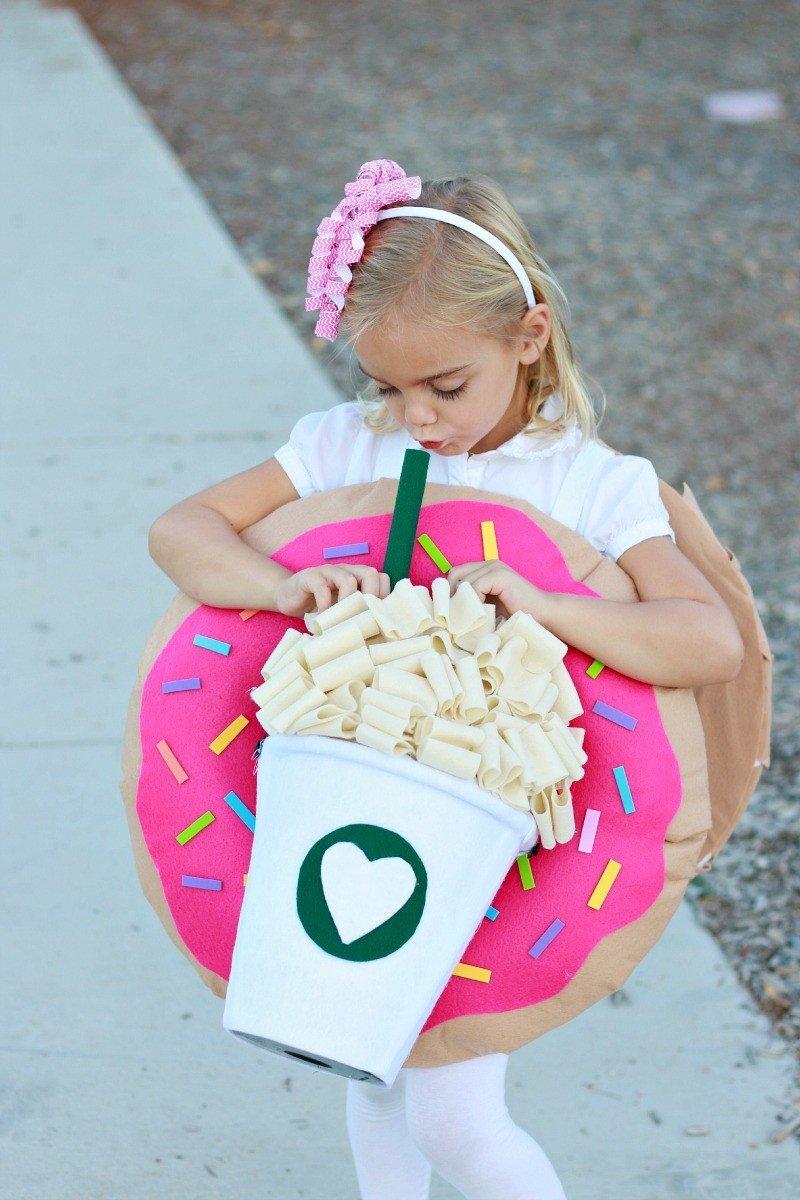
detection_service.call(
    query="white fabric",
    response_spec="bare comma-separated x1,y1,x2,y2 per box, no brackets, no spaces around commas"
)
222,732,537,1087
346,1052,568,1200
272,393,676,563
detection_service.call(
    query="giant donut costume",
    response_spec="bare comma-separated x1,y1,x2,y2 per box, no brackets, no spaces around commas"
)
120,438,772,1082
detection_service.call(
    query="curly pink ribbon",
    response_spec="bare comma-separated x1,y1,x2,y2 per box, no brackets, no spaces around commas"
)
305,159,422,340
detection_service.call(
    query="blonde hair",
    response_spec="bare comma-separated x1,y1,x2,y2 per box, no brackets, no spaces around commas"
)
335,173,605,450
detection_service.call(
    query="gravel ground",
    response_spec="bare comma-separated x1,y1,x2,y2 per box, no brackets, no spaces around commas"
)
56,0,800,1116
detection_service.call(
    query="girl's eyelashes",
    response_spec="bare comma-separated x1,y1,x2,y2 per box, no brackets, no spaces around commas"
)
375,383,467,401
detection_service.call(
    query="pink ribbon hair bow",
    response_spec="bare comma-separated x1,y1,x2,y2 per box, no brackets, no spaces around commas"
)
305,159,422,340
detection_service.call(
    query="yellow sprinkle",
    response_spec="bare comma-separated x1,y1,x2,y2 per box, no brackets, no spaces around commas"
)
243,874,248,886
481,520,499,560
587,859,622,910
209,714,250,755
453,962,492,983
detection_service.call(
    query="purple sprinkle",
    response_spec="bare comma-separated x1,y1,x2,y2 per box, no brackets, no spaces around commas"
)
181,875,222,891
528,918,565,959
592,700,638,730
323,541,370,559
162,677,202,693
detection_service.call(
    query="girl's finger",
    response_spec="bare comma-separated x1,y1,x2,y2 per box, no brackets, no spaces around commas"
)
326,564,387,598
447,565,484,593
321,566,360,597
310,580,332,612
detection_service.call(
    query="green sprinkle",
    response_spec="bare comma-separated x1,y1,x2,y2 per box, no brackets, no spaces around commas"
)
417,533,452,574
176,811,215,845
516,853,535,891
586,659,605,678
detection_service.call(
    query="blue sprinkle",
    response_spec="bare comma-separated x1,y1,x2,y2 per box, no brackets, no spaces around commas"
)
223,789,256,832
193,634,231,655
613,765,636,813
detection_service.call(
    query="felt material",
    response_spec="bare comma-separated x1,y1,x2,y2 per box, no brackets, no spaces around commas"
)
382,447,431,585
120,471,770,1065
222,732,538,1085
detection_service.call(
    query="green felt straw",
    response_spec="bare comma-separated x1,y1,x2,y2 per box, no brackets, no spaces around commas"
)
381,449,432,588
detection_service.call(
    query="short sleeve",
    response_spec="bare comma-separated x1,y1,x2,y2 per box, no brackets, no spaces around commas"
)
272,402,363,497
581,454,676,562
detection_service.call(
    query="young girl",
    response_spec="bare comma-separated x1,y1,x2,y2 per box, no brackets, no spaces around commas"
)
149,159,744,1200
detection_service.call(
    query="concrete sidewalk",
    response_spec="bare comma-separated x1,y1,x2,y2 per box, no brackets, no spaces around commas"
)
1,2,797,1197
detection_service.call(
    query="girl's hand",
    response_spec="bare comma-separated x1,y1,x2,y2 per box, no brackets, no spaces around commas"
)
447,560,553,624
274,564,392,619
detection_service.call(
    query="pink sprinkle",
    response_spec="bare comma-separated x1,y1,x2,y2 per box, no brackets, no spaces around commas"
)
578,808,601,854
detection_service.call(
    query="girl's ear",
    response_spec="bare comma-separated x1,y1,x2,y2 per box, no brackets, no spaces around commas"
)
518,304,551,364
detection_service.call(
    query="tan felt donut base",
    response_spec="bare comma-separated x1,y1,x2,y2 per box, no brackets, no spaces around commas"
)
120,471,770,1066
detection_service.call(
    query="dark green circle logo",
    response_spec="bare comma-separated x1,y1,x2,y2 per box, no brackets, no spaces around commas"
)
296,824,428,962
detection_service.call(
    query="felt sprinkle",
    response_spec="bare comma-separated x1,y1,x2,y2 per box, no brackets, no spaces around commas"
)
592,699,637,730
222,789,256,832
578,808,601,853
193,633,232,655
586,659,605,678
481,520,499,560
528,918,565,959
453,962,492,983
156,738,188,784
239,609,259,621
323,541,370,559
209,714,250,755
516,853,535,891
176,811,215,845
162,677,201,694
181,875,222,891
485,906,500,921
588,860,622,910
613,765,636,814
417,533,451,574
243,874,248,886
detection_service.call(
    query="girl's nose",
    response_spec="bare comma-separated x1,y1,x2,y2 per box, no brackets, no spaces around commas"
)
403,396,438,428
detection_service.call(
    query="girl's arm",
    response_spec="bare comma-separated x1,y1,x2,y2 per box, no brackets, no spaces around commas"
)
148,456,297,609
537,536,745,689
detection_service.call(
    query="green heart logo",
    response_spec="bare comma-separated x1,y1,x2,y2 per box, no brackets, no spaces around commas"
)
296,824,428,961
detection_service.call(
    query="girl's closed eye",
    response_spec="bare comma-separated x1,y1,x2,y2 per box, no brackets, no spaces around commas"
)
376,383,467,401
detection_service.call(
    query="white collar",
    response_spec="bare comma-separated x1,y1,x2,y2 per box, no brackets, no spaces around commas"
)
407,392,582,461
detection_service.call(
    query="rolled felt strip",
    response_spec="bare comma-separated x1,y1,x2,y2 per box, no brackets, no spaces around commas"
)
551,783,577,844
532,791,557,850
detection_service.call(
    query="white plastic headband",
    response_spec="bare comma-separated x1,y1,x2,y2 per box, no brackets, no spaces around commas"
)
374,206,536,309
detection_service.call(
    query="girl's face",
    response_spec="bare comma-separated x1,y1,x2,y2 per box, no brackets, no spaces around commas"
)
353,309,550,456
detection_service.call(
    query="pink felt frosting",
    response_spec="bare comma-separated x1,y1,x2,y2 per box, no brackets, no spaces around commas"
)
136,500,682,1026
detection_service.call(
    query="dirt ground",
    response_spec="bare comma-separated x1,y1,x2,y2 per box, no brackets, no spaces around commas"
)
55,0,800,1109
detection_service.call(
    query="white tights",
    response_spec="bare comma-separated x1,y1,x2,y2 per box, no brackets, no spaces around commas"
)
345,1052,568,1200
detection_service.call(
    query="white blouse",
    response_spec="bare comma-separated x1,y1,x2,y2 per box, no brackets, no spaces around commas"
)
273,392,676,564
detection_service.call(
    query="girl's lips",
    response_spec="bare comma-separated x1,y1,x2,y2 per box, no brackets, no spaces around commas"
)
421,440,446,449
